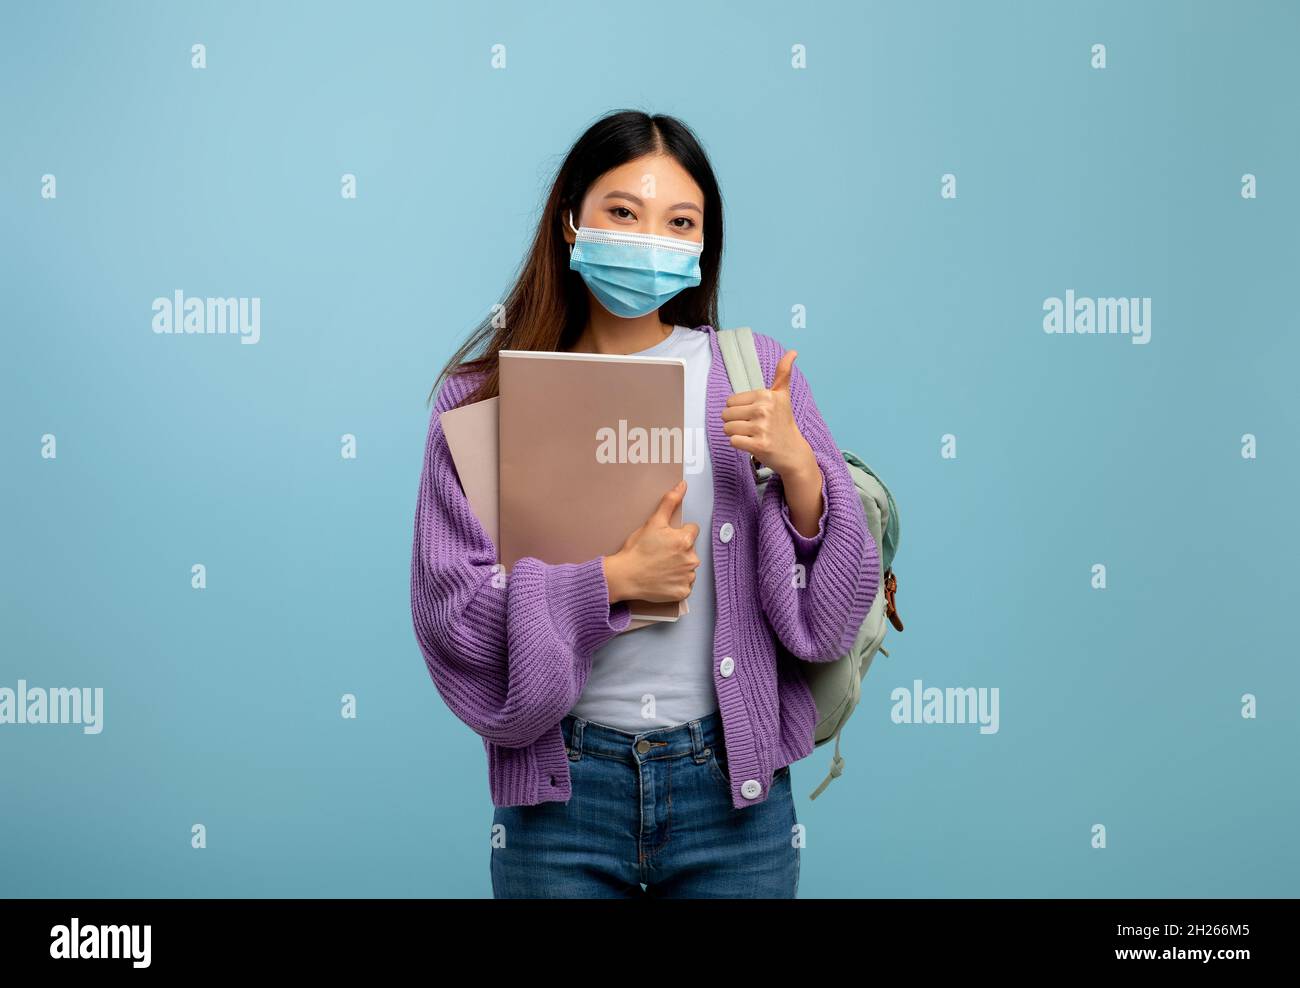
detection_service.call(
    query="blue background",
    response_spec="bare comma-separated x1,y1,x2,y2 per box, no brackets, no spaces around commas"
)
2,0,1296,897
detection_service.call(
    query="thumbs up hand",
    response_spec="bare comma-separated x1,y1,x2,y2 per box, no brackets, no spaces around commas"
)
721,347,819,480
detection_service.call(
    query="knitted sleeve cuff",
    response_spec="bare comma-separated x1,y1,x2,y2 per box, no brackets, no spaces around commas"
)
775,459,830,560
543,555,632,656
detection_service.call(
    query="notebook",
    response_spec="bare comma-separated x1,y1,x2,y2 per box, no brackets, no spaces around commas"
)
439,394,682,632
498,348,690,623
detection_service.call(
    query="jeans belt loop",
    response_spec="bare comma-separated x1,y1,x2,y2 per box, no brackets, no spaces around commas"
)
568,718,584,761
690,718,708,765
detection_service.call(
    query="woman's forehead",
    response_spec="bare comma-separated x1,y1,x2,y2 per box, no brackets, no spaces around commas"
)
592,155,703,200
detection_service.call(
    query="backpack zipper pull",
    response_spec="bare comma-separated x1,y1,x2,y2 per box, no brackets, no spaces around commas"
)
884,569,904,632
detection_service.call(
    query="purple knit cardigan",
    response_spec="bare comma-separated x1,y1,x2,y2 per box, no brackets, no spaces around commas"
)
410,324,879,810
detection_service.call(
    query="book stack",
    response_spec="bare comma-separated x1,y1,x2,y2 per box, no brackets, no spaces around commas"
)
440,348,688,630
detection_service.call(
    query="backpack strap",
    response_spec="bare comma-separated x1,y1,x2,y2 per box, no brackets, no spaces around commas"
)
717,326,765,394
718,327,774,485
809,728,847,800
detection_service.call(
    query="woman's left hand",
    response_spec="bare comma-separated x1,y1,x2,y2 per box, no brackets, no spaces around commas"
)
721,348,825,539
721,349,818,478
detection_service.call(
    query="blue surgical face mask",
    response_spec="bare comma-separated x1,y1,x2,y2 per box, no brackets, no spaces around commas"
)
567,210,703,319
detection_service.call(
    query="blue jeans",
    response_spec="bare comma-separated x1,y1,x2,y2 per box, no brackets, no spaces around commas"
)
490,708,800,898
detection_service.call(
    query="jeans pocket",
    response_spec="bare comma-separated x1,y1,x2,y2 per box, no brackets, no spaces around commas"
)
704,742,730,788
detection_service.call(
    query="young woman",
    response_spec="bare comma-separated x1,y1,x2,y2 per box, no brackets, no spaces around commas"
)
410,110,879,898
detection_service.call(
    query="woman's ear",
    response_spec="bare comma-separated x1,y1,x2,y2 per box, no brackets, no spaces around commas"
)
561,207,578,248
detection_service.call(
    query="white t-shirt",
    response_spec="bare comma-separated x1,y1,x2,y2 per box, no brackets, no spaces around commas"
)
569,324,719,733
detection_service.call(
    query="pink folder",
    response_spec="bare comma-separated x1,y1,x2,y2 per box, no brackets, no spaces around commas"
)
440,386,685,632
497,349,689,623
439,395,501,549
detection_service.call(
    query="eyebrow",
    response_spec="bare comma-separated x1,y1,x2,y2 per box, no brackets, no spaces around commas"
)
603,190,703,214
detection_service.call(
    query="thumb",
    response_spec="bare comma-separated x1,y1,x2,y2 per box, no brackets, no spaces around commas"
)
650,478,686,526
772,349,797,393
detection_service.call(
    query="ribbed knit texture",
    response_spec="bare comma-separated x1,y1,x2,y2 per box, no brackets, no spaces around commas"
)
410,325,879,810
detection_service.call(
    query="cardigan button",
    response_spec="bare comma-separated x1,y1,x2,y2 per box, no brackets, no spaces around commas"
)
718,521,734,543
719,656,735,678
740,779,762,799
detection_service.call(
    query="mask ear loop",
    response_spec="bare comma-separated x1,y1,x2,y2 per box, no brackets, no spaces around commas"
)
566,210,578,255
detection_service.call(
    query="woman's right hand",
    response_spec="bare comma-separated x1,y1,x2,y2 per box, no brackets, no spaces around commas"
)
602,480,701,604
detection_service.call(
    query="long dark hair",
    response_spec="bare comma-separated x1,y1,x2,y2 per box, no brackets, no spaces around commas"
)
428,109,724,407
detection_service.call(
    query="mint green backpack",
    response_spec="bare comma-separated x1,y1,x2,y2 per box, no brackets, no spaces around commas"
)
718,327,904,800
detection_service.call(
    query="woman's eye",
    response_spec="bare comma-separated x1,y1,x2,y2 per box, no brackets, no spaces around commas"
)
669,216,695,230
611,206,635,220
